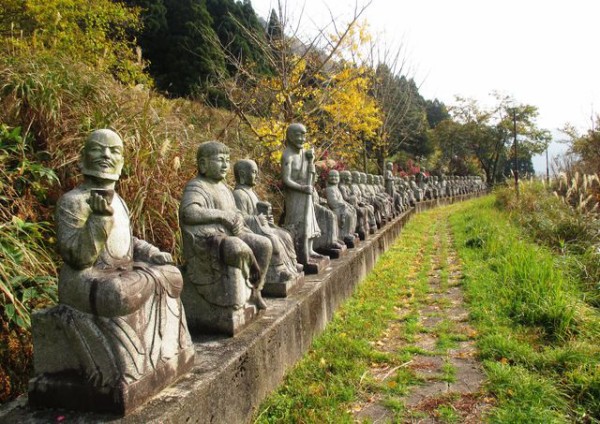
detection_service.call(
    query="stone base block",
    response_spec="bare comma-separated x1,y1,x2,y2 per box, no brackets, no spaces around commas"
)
344,235,360,249
262,272,305,297
28,345,194,415
303,255,331,275
316,243,347,259
184,291,258,336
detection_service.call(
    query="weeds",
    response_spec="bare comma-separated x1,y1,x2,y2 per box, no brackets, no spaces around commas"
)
451,196,600,422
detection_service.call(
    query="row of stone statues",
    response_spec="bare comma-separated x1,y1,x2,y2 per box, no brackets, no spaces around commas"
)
28,126,485,414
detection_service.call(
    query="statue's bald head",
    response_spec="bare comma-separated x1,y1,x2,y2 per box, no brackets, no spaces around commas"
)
80,129,124,181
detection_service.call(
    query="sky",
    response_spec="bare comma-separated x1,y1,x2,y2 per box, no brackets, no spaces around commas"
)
250,0,600,172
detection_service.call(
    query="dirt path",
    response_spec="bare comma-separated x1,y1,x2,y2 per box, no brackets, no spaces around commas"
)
352,210,492,423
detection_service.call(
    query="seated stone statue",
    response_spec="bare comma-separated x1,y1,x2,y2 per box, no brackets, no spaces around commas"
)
29,129,194,415
281,123,330,273
233,159,303,296
339,170,373,238
363,173,390,224
325,170,358,247
179,141,273,335
409,175,424,202
351,171,380,230
312,185,347,258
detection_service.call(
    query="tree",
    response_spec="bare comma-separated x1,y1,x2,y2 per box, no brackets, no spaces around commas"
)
561,117,600,174
434,93,550,183
209,0,382,170
2,0,146,84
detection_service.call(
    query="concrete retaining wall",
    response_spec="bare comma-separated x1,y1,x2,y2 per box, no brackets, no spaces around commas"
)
0,194,480,424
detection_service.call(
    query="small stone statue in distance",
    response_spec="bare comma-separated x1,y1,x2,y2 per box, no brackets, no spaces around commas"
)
325,170,358,247
29,129,194,415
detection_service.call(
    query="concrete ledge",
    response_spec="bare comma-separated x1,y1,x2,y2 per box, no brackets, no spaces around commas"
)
0,194,482,424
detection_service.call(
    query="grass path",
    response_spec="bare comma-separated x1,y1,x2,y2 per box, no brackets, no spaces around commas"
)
351,207,491,423
255,201,493,423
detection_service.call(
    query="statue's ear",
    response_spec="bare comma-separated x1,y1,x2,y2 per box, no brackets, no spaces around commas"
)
198,157,207,175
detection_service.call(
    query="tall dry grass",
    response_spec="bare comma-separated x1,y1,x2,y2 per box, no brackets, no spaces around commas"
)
0,45,264,402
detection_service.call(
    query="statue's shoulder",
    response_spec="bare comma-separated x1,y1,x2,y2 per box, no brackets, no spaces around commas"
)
57,186,87,212
281,147,297,163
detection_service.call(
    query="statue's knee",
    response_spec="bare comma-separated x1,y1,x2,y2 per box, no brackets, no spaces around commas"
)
221,237,252,267
90,273,153,317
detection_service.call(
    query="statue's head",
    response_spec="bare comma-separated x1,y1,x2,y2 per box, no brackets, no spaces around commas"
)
360,172,367,183
351,171,360,183
286,123,307,150
340,170,351,184
234,159,258,187
386,162,393,170
80,129,124,181
367,174,374,184
327,170,340,185
196,140,230,181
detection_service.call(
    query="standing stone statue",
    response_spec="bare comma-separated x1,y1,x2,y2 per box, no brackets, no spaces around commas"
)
325,170,358,248
179,141,272,335
233,159,304,296
281,123,330,273
29,129,194,415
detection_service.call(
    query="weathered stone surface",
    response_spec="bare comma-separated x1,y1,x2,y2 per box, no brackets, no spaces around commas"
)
28,129,194,415
233,159,304,298
1,194,484,423
180,141,272,335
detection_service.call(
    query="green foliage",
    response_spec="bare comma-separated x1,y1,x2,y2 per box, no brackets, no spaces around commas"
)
495,180,600,307
127,0,270,99
372,64,433,166
561,116,600,175
1,0,147,85
0,124,58,330
450,196,600,421
432,94,550,182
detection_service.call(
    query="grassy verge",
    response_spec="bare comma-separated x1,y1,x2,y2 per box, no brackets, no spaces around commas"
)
254,207,471,423
449,196,600,423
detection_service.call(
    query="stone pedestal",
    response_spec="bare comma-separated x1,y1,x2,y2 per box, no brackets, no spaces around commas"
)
28,306,195,415
262,272,305,297
181,265,260,336
303,256,331,275
344,235,360,249
316,243,347,259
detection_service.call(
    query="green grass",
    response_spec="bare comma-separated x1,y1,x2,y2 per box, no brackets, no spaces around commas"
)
254,195,600,422
254,209,449,422
450,195,600,423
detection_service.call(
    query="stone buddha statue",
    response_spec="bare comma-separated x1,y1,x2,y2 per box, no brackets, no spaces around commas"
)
338,170,373,238
233,159,303,296
325,170,358,247
29,129,194,414
281,123,330,273
179,141,273,335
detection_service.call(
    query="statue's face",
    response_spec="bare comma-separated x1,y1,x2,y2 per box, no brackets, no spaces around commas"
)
242,164,258,186
352,173,360,183
81,131,124,181
203,153,230,181
340,172,350,183
328,171,339,185
287,125,306,149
